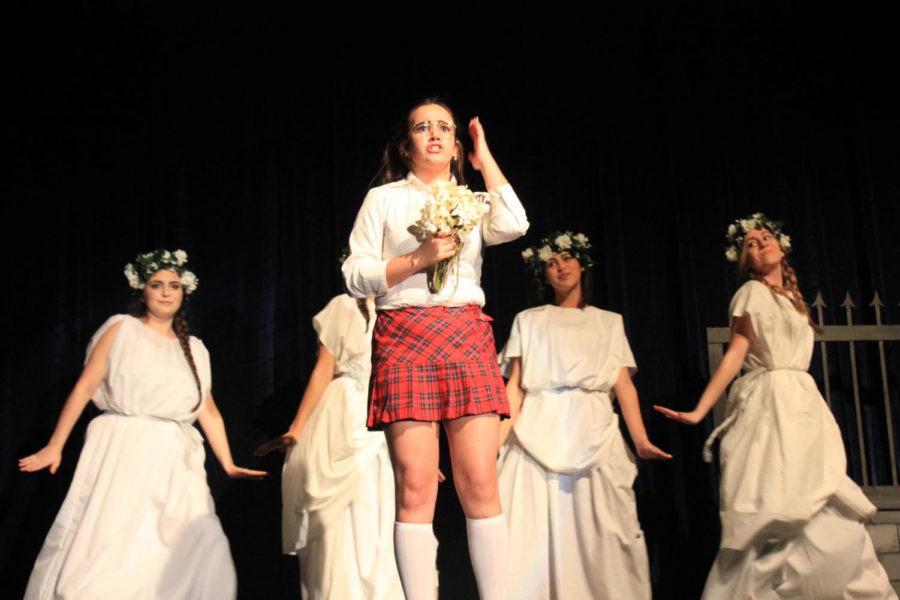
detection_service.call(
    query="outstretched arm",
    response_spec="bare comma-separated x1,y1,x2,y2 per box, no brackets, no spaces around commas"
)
255,344,337,456
654,314,752,425
498,357,525,448
198,394,266,479
285,343,336,440
19,320,123,474
614,367,672,460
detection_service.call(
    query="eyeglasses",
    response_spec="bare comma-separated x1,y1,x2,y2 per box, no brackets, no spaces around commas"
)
409,120,456,138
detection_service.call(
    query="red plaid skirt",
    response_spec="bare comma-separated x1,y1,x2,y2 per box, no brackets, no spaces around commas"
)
367,305,510,428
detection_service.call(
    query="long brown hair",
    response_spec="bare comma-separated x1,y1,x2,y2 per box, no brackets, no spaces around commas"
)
370,97,466,187
737,230,822,332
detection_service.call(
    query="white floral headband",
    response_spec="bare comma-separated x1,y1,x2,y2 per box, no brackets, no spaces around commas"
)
124,249,199,295
724,213,792,262
521,230,594,282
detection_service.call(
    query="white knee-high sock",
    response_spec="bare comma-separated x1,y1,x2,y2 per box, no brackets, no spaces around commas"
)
466,514,508,600
394,521,438,600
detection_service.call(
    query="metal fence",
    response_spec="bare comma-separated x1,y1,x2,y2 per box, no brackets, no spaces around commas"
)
706,291,900,508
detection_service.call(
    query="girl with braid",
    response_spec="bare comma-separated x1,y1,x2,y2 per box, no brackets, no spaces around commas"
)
655,215,895,599
19,249,265,600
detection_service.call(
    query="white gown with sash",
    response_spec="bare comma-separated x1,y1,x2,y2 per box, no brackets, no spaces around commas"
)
497,305,651,600
25,314,236,600
281,295,402,600
702,281,895,599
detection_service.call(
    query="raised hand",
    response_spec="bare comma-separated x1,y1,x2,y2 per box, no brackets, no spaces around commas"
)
467,116,493,172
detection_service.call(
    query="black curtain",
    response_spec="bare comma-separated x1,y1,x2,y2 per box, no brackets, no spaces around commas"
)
4,5,900,599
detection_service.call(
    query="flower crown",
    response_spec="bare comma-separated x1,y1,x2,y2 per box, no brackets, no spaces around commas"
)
724,213,792,262
521,230,594,281
124,249,199,295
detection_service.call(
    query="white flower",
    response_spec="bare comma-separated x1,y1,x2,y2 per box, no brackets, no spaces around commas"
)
751,212,764,220
537,245,553,262
148,262,158,272
521,248,534,260
727,224,737,236
573,233,588,245
181,271,198,294
725,246,739,262
162,250,171,261
739,219,755,232
554,234,572,250
780,234,791,249
173,250,188,265
124,264,142,289
415,182,485,243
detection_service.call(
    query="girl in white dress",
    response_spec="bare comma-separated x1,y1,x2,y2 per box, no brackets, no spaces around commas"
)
256,294,403,600
19,249,265,600
655,214,896,599
498,230,671,600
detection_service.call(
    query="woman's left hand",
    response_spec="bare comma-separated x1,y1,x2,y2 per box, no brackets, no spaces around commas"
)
634,439,673,461
225,465,268,480
467,116,494,172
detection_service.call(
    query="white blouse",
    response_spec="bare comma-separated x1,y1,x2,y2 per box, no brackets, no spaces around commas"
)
342,173,529,310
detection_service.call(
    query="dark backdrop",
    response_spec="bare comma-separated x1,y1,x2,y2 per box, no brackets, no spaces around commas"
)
3,4,900,599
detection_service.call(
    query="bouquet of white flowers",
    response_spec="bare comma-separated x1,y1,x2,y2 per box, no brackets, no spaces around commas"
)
408,181,487,293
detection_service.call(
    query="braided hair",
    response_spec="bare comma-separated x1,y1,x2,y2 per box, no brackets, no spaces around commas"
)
128,285,203,406
172,309,203,408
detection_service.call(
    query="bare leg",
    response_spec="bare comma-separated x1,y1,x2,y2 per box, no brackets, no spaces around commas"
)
444,414,502,518
386,421,440,600
445,414,507,600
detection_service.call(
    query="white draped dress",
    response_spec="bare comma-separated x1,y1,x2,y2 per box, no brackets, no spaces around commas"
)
497,305,651,600
281,295,402,600
25,314,236,600
702,280,896,599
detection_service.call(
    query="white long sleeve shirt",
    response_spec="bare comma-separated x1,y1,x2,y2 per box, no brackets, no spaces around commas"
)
342,173,529,310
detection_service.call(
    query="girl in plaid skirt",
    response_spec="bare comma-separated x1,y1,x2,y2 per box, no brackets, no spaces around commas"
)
343,98,529,600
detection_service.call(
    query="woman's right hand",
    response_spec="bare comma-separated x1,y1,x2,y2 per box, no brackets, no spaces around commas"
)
414,232,459,268
19,445,63,474
254,433,298,457
653,405,704,425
